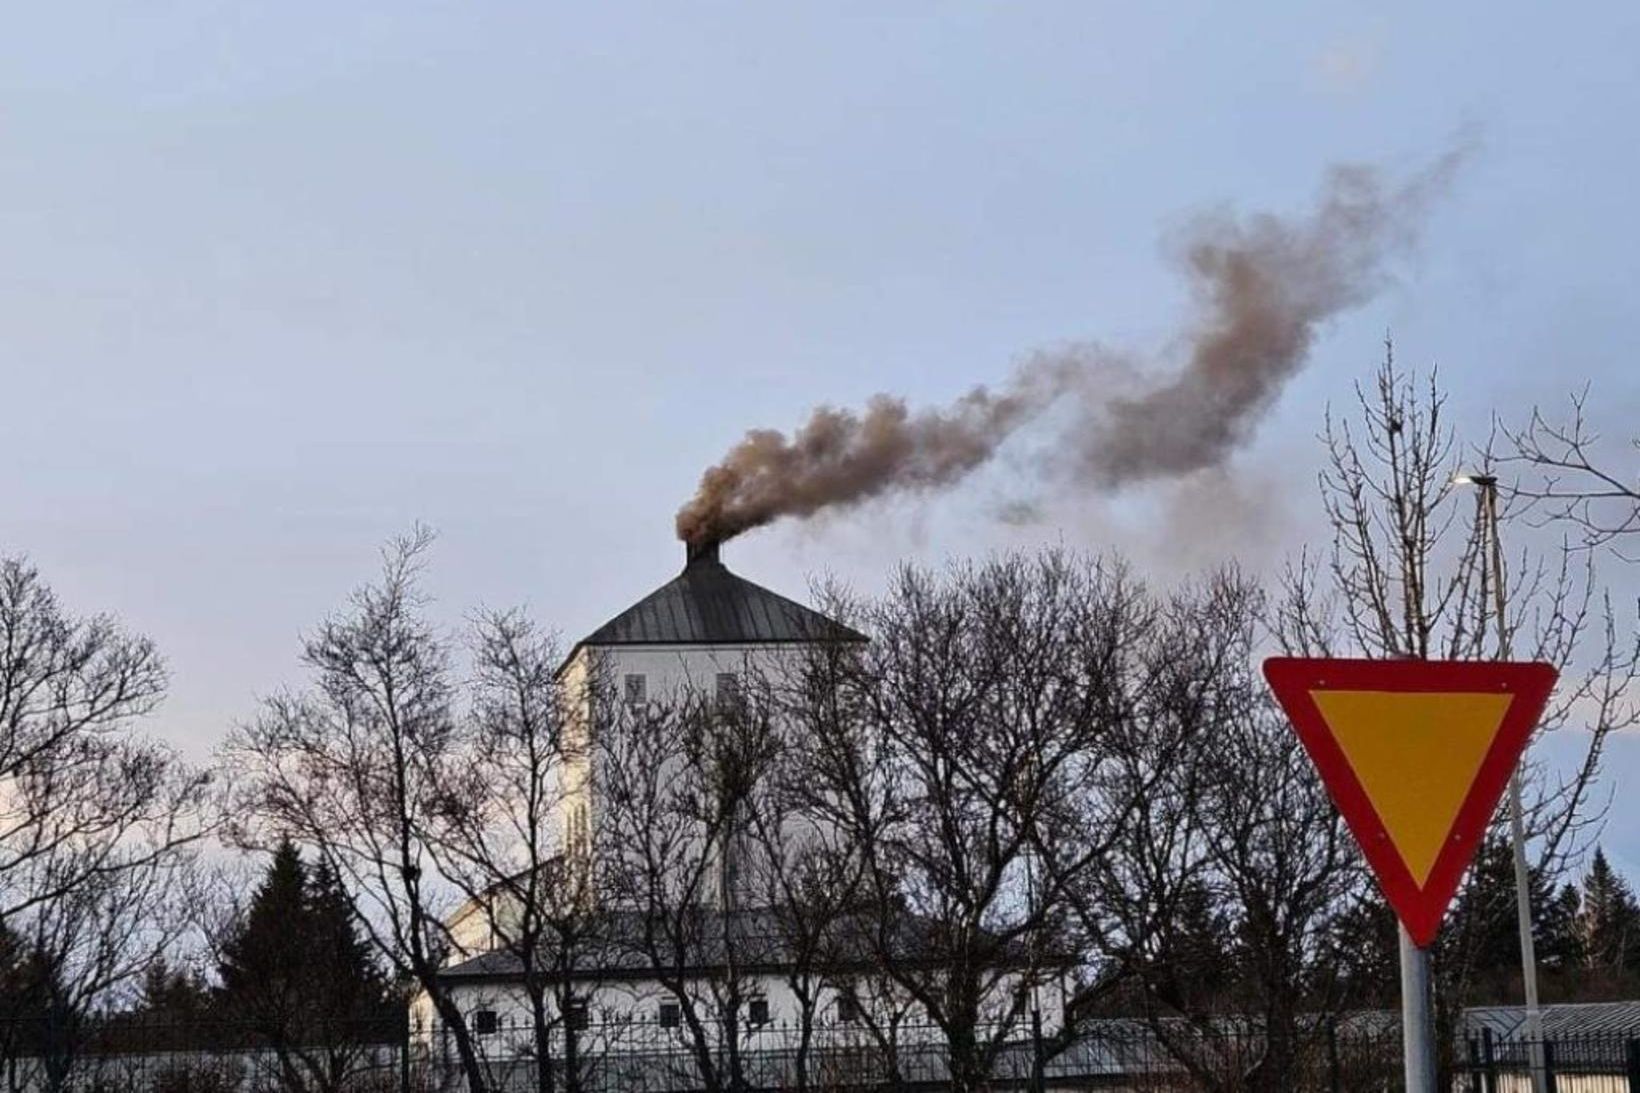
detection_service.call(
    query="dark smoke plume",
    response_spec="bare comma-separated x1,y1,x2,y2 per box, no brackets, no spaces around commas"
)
676,149,1467,548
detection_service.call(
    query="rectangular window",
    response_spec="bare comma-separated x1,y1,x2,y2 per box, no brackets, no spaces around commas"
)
474,1010,498,1036
565,1000,590,1032
659,1002,681,1029
747,998,770,1027
836,992,860,1025
715,673,740,705
624,674,647,705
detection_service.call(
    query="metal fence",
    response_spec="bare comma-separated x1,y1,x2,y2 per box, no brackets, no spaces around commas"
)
1461,1028,1640,1093
2,1013,1639,1093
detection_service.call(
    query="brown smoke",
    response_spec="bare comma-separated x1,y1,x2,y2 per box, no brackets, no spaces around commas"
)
676,148,1468,548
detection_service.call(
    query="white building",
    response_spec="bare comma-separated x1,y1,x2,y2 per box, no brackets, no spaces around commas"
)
551,539,860,907
426,543,1063,1073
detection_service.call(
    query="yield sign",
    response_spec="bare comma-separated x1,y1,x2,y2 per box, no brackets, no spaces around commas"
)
1263,658,1558,947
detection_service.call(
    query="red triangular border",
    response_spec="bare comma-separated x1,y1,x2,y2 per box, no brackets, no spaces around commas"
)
1263,658,1557,948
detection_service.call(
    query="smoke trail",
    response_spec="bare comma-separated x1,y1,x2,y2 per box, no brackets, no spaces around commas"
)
676,148,1468,548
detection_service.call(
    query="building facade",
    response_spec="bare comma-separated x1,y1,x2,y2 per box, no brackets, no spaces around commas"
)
425,544,1063,1063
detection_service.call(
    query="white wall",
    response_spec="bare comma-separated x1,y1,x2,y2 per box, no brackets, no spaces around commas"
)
439,639,827,969
558,641,820,912
433,968,1066,1052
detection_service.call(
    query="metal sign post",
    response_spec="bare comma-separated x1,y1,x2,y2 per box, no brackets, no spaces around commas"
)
1399,926,1437,1093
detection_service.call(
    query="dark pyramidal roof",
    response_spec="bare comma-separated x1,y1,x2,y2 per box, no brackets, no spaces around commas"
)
575,542,866,650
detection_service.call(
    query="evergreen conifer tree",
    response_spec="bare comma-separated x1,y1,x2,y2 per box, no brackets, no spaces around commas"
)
218,840,310,1021
1537,883,1586,970
217,841,391,1039
0,920,47,1020
212,842,395,1092
138,956,212,1021
0,922,53,1058
305,856,390,1024
1578,847,1640,972
1441,838,1583,1003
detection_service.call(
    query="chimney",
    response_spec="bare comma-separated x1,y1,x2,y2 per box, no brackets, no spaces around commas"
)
685,540,721,568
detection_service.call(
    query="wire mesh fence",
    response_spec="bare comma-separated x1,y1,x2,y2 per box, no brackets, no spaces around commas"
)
1,1012,1638,1093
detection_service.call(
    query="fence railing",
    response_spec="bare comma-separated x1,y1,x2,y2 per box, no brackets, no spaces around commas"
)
2,1013,1639,1092
1461,1027,1640,1093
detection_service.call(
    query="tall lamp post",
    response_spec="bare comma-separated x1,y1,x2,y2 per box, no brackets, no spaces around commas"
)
1453,471,1546,1093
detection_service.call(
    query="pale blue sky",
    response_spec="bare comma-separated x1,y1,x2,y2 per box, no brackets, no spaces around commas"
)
2,3,1637,875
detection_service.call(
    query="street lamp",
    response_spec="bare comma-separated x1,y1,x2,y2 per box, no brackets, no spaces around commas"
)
1452,471,1546,1093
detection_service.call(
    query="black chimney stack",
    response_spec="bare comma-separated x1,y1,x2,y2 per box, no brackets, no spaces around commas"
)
685,539,721,568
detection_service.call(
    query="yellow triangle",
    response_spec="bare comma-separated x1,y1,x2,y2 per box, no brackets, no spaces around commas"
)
1310,689,1513,887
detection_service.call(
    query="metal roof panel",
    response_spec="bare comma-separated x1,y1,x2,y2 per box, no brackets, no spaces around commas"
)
575,550,866,650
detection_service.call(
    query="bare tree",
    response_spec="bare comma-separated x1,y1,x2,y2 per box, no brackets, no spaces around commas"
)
735,732,862,1093
24,859,203,1093
1280,345,1640,1012
0,557,214,920
1505,388,1640,554
1052,569,1374,1093
424,609,602,1093
223,530,490,1093
785,551,1156,1093
0,556,215,1092
591,681,779,1093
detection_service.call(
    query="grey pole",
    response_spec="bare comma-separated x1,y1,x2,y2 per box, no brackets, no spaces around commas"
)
1480,480,1548,1093
1456,472,1547,1093
1508,769,1549,1092
1400,925,1438,1093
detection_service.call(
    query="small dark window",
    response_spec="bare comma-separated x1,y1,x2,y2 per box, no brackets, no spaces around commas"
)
659,1002,681,1029
747,998,770,1026
474,1010,499,1036
836,992,860,1025
715,673,740,707
565,1000,590,1031
624,674,647,705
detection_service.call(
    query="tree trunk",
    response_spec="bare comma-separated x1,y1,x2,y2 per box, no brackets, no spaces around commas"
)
945,992,985,1093
40,1003,74,1093
793,1007,814,1093
529,989,556,1093
427,991,489,1093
